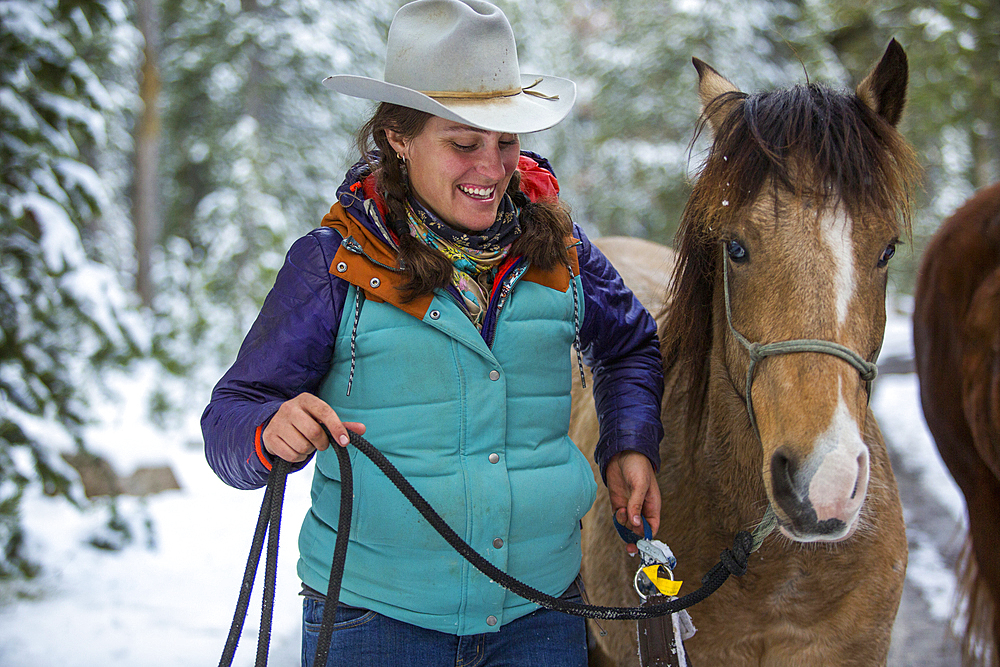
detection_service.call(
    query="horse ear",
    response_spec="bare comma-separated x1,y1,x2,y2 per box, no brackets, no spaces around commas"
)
693,58,741,134
856,39,908,127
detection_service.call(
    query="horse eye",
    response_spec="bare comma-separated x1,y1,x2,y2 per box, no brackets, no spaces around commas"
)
877,243,896,268
727,239,749,264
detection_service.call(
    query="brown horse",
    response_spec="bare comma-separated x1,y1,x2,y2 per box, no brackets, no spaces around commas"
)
571,40,919,666
913,181,1000,667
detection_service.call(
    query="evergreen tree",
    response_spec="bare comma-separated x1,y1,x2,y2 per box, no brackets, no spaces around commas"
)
0,0,143,577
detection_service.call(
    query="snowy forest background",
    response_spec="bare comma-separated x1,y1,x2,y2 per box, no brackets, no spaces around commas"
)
1,0,998,625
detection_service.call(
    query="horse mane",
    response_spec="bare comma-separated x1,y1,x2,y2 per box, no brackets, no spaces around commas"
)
661,81,920,426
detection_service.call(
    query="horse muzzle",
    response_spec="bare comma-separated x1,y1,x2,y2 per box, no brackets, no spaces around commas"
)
768,439,869,543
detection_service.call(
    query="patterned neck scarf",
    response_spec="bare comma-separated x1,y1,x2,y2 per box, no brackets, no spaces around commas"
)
405,195,521,329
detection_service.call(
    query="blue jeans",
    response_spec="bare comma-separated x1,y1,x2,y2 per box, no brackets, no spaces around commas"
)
301,584,587,667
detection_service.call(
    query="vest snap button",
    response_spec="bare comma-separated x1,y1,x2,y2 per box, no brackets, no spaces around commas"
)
489,370,500,381
486,615,498,626
336,262,347,272
369,277,381,288
429,310,440,320
492,537,504,549
489,453,499,464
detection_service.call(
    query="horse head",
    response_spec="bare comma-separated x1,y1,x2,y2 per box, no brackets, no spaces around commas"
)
666,41,918,543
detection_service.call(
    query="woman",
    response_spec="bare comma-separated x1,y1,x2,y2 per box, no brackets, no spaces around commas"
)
202,1,664,665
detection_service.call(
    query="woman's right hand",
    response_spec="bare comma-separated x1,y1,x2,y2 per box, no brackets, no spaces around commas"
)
262,393,366,463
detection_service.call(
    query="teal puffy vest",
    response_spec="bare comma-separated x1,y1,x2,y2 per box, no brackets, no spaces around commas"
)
296,270,597,635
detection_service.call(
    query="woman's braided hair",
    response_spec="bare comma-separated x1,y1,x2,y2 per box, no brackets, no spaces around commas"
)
357,103,573,302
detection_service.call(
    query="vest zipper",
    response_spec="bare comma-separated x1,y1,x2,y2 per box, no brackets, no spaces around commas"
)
484,264,527,348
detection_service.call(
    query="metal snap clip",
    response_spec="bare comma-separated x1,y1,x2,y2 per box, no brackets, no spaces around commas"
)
369,277,381,289
336,261,347,273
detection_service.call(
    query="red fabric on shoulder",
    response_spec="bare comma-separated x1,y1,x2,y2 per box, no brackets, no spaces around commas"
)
517,155,560,203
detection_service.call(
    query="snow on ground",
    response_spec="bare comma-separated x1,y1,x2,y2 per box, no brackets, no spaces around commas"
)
0,365,312,666
0,303,968,666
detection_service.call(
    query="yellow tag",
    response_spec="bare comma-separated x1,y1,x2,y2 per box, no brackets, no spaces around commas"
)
642,564,683,596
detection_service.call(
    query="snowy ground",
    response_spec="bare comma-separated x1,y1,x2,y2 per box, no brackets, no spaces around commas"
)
0,301,969,666
0,363,314,666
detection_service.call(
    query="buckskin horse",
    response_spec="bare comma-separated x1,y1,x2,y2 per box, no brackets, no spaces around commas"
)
570,40,918,666
914,181,1000,667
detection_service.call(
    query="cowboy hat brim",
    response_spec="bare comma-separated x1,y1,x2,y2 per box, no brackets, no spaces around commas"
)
323,73,576,134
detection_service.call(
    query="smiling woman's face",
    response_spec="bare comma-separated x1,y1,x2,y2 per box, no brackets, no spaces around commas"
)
387,116,520,233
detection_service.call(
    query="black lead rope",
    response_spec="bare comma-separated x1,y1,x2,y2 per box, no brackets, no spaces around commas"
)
218,439,353,667
220,429,753,666
219,454,285,667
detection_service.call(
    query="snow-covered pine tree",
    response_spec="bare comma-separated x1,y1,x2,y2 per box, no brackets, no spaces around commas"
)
0,0,143,577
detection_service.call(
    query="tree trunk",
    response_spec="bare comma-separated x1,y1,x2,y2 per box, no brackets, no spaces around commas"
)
134,0,161,307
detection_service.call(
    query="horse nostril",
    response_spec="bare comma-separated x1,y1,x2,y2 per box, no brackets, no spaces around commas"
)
851,450,870,500
851,456,863,499
771,448,799,502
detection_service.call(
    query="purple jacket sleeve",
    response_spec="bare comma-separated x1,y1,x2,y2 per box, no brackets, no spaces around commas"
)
575,224,665,481
202,228,350,489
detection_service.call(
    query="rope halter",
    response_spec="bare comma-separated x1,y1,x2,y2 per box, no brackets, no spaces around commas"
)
719,243,879,547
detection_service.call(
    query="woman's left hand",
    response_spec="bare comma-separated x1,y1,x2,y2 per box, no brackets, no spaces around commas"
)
605,451,661,556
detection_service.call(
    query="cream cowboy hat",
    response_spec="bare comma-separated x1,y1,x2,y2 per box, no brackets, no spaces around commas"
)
323,0,576,134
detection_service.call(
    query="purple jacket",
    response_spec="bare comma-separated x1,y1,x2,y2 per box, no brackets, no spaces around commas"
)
202,155,664,490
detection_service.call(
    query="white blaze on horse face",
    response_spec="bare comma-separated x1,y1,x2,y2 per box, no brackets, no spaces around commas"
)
807,382,869,538
820,208,856,325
